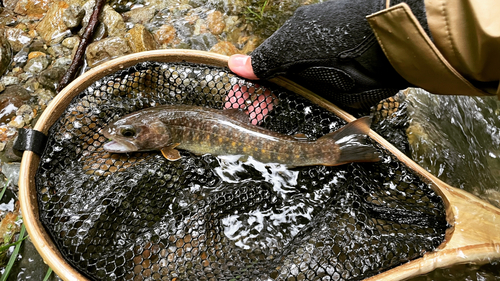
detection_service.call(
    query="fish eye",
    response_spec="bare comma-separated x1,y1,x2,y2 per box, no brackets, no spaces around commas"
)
120,126,136,138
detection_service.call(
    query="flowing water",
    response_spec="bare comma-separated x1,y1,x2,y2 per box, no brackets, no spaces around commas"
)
405,89,500,208
404,89,500,280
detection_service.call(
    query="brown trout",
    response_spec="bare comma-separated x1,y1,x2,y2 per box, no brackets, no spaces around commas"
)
102,105,379,166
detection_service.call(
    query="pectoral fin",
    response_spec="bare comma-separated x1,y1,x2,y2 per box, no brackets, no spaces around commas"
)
161,143,181,161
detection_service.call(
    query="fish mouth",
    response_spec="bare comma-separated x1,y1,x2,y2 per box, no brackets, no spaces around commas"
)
103,139,139,153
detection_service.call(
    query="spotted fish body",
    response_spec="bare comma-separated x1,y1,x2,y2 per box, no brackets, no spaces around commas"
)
102,105,379,167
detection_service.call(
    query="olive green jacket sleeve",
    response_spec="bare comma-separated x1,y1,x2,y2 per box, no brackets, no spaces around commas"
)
367,0,500,97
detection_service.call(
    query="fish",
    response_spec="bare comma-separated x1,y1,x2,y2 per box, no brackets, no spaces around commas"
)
101,105,380,167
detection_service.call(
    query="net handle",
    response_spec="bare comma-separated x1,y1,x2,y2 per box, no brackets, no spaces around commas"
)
271,77,500,280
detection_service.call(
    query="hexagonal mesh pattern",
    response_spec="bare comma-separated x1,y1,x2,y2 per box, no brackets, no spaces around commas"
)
35,62,447,280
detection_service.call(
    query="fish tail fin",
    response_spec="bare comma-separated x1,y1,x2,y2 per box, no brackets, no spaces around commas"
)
335,142,381,165
325,116,372,142
319,117,380,165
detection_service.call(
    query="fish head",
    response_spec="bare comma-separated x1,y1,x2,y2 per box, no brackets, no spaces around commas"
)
102,114,171,153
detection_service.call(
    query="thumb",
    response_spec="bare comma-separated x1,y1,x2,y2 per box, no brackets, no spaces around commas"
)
228,54,259,80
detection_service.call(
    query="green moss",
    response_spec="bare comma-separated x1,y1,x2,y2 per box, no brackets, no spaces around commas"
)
242,0,324,41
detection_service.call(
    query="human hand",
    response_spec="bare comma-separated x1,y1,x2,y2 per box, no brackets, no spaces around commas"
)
229,0,428,110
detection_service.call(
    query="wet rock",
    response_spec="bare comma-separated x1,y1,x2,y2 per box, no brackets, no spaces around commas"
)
0,37,12,79
82,2,125,37
147,0,169,11
34,88,55,107
0,124,17,144
28,38,47,53
126,24,158,53
27,51,45,60
0,198,20,238
3,0,20,10
210,41,240,56
0,9,18,26
23,77,40,92
0,76,19,86
188,0,204,8
47,44,71,57
65,0,85,6
193,19,208,36
14,0,51,19
101,5,126,37
188,33,218,51
0,85,31,124
85,36,132,67
35,1,70,45
4,26,33,52
52,56,72,69
14,104,35,125
62,4,85,29
18,72,34,83
173,21,193,39
207,10,225,35
154,24,176,45
92,22,108,42
23,52,50,73
184,13,199,25
61,36,79,49
241,36,259,54
38,67,65,90
11,66,22,73
2,138,22,162
122,7,156,24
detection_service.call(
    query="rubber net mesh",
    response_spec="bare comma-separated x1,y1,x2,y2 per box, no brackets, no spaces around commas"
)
35,62,448,280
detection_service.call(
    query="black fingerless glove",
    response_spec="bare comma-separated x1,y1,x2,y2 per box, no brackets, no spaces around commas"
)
251,0,429,110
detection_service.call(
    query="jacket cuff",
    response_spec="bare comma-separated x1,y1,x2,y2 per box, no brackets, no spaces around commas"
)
367,3,494,97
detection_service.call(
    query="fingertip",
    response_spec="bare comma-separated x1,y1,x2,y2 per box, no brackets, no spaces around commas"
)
228,54,259,80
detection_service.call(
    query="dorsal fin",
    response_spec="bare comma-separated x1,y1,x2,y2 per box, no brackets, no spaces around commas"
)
223,108,250,123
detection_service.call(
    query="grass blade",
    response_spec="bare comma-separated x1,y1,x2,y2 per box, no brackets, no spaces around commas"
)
0,235,27,252
43,267,53,281
0,179,10,202
0,224,26,281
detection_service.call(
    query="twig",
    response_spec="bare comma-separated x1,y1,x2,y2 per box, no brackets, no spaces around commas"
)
57,0,107,92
